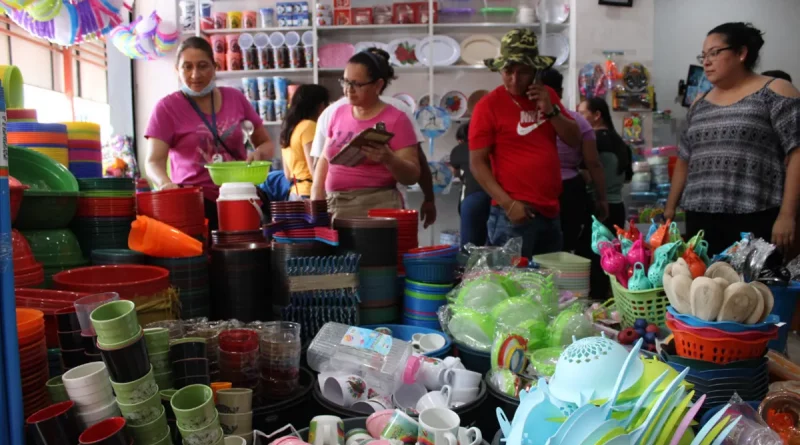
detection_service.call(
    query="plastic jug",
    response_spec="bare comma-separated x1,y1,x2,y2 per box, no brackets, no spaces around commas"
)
216,182,264,232
627,263,653,291
307,323,421,394
626,239,650,272
599,242,629,288
682,246,707,278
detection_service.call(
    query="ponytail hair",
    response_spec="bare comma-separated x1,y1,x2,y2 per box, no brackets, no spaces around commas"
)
584,98,632,178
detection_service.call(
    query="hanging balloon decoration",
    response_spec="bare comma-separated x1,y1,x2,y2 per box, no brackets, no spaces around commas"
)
0,0,125,46
110,12,179,60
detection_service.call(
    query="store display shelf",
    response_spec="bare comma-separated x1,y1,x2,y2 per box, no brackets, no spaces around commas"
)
434,22,565,30
216,68,313,78
202,26,312,34
318,64,489,74
263,121,283,126
318,24,429,31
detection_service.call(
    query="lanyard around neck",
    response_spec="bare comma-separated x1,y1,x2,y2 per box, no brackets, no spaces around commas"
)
184,92,233,156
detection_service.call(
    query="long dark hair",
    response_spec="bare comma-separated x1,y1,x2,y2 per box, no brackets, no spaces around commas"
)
584,98,632,178
348,48,396,93
280,84,330,147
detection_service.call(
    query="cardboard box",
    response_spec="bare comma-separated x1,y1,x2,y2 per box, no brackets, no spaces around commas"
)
334,8,353,25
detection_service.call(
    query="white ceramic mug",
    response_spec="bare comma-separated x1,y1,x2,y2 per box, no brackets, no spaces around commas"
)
345,432,371,445
450,387,479,406
323,375,368,408
418,334,446,352
418,357,446,390
415,386,452,413
441,357,465,370
351,397,390,414
417,407,460,445
308,415,345,445
442,368,481,389
458,426,483,445
392,383,427,412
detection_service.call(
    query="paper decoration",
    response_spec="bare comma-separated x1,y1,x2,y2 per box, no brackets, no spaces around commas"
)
110,11,179,60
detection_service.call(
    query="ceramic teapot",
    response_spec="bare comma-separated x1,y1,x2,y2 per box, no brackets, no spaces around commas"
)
627,263,653,291
626,239,650,272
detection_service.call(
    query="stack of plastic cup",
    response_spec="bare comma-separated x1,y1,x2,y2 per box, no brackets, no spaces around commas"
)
219,329,260,395
18,308,49,417
259,321,301,399
148,255,210,319
7,122,69,166
64,122,102,178
61,362,120,428
144,327,172,390
55,306,94,370
74,292,119,357
172,385,222,445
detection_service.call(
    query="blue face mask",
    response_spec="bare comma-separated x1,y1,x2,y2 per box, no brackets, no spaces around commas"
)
180,79,216,98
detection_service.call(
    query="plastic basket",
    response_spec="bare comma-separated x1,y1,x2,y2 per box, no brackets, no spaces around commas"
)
666,317,770,364
608,274,668,328
205,161,272,185
403,257,456,284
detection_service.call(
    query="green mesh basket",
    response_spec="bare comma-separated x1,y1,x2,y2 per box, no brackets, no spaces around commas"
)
608,274,668,328
205,161,272,185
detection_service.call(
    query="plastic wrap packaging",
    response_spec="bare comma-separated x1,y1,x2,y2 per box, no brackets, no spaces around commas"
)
504,267,559,317
462,237,522,277
487,368,535,398
757,391,800,444
715,394,783,444
491,327,529,373
547,302,596,348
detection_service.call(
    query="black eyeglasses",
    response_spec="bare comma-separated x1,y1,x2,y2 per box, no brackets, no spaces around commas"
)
696,47,733,63
339,78,377,90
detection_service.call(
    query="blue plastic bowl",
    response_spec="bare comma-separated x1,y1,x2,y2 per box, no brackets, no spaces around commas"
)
404,280,454,295
361,324,451,358
404,260,457,284
667,306,779,332
404,292,447,314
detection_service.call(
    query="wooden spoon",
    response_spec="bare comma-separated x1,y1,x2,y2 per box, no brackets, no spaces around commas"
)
690,277,723,321
717,282,759,323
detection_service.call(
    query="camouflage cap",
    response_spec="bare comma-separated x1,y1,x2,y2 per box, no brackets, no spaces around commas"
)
484,29,556,72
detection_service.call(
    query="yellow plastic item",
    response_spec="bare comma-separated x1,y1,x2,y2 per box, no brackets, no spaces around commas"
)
655,391,694,445
699,416,730,445
0,65,24,108
128,215,202,258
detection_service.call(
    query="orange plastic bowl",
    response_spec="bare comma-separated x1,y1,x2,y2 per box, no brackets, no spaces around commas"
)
17,309,44,331
52,265,170,299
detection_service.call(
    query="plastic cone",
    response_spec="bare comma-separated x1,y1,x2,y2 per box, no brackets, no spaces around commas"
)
128,215,203,258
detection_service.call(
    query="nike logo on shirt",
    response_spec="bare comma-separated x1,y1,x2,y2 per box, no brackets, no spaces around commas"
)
517,121,543,136
517,110,545,136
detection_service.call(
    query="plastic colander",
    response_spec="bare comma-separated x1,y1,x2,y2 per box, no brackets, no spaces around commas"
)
448,308,495,349
548,336,644,405
205,161,272,185
491,297,545,331
456,276,510,311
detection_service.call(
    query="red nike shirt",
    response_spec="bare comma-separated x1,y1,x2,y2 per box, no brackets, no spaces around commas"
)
468,85,569,218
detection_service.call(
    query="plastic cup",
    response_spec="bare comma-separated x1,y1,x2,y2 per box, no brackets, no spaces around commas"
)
78,416,128,445
226,52,243,71
144,328,170,353
125,407,168,444
272,47,286,69
89,300,138,345
170,384,215,430
258,100,275,122
242,11,257,28
74,292,119,335
228,11,242,28
117,390,163,426
110,365,158,405
213,12,228,29
241,78,258,101
214,53,227,71
257,46,272,70
259,8,274,27
275,100,288,122
244,46,259,71
225,34,240,53
257,77,273,100
273,77,289,100
128,215,203,258
210,35,227,54
26,401,81,445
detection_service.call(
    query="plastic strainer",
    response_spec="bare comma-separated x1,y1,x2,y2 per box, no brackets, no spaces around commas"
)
456,275,511,311
529,347,562,377
506,380,565,445
492,297,545,331
549,336,644,405
448,307,495,349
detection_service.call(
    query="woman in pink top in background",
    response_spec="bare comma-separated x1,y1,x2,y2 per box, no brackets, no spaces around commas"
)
311,49,420,219
144,37,274,229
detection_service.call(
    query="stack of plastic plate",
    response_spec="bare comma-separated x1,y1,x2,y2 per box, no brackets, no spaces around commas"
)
73,178,136,255
147,255,210,319
136,187,206,237
7,122,69,166
17,308,49,417
368,209,418,274
12,228,44,288
7,108,37,123
64,122,103,178
533,252,591,297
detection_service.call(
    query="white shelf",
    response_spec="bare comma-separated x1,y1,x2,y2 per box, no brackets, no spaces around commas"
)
318,64,489,74
434,22,551,29
317,24,429,31
216,68,313,79
203,26,312,34
263,121,283,126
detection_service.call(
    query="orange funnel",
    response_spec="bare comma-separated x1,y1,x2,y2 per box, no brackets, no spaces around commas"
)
128,215,203,258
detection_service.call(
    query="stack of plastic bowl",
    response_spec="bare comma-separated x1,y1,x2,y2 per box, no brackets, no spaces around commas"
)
170,337,210,390
9,175,28,225
12,228,44,288
532,252,591,297
21,228,88,288
61,362,119,428
662,307,777,413
368,209,418,275
144,328,173,390
403,245,458,284
147,255,210,319
73,178,136,255
9,145,80,230
171,384,223,445
211,243,271,322
56,307,91,370
401,245,457,328
7,122,69,166
136,187,206,238
17,308,49,417
259,321,302,399
64,122,103,178
74,292,119,362
15,288,88,349
8,108,37,123
219,329,260,395
91,248,147,265
403,279,454,329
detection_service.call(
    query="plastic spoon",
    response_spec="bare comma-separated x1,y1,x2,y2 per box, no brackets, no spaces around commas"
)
689,404,731,445
709,417,741,445
699,416,730,445
668,395,706,445
497,408,512,438
621,370,669,430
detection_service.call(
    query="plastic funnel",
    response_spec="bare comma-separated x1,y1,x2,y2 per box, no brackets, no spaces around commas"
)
74,292,120,335
128,215,203,258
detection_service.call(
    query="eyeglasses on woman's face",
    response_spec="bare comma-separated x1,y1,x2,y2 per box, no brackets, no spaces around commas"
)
339,78,377,91
696,46,733,64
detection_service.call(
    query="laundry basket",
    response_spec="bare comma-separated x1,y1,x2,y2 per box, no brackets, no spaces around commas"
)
609,274,668,328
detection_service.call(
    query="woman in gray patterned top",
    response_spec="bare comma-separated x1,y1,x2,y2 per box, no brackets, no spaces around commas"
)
665,22,800,255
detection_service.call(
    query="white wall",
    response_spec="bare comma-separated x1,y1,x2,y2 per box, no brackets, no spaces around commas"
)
654,0,800,119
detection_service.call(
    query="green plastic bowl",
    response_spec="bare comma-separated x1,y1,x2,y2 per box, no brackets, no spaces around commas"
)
205,161,272,185
22,229,84,258
15,192,79,229
77,178,135,191
8,145,79,192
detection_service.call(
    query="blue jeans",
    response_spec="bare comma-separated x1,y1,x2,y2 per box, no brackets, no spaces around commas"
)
460,191,491,247
487,206,563,258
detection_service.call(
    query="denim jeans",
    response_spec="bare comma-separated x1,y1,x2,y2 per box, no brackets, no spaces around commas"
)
487,205,563,258
460,191,492,248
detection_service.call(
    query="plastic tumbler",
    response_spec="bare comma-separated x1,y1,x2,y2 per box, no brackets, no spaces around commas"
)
272,47,287,69
302,45,313,67
273,77,289,100
226,52,243,71
244,47,259,71
257,77,273,100
287,46,300,69
74,292,120,335
259,8,274,27
213,12,228,29
228,11,243,28
275,100,288,122
242,11,257,28
210,35,226,54
258,46,274,70
242,78,258,100
258,100,275,122
225,34,240,53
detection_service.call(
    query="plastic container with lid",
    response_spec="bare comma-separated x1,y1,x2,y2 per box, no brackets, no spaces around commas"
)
307,323,421,394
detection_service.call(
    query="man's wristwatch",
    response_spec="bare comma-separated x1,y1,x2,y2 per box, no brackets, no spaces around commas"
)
543,106,561,119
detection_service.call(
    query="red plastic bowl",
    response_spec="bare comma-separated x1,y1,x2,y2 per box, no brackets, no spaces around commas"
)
11,229,33,258
52,265,170,299
10,176,28,224
136,187,205,227
79,417,127,444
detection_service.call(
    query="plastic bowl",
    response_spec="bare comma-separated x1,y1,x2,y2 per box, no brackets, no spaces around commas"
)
8,145,79,192
52,265,170,299
10,176,28,223
666,306,780,333
15,192,79,229
205,161,272,185
666,312,778,341
21,229,83,259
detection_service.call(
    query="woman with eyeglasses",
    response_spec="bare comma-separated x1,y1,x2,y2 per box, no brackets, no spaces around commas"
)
280,84,330,200
310,49,420,218
664,22,800,255
145,37,274,229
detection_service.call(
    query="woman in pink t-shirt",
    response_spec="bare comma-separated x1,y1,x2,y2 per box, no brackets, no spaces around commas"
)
144,37,274,229
311,49,420,219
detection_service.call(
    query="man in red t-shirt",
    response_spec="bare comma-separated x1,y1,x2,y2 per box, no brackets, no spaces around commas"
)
469,29,581,257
